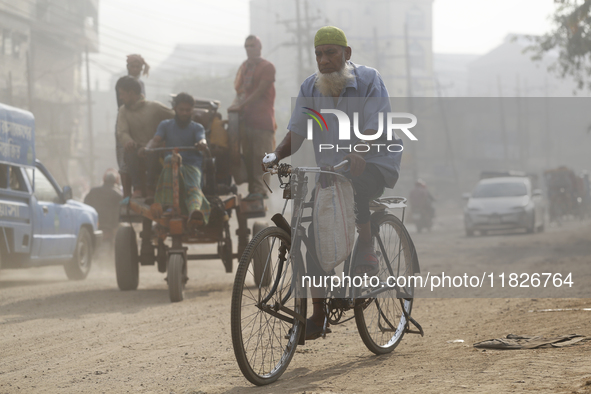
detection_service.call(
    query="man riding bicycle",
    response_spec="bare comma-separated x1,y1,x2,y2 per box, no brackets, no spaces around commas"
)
262,26,403,340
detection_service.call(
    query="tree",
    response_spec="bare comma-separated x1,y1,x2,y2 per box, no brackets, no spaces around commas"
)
527,0,591,90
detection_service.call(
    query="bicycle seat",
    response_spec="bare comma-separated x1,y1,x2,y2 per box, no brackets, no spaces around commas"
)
369,196,407,211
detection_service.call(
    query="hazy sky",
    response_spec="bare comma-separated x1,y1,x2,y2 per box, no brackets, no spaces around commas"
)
433,0,556,53
91,0,557,87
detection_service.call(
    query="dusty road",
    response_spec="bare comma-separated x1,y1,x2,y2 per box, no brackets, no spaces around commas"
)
1,210,590,393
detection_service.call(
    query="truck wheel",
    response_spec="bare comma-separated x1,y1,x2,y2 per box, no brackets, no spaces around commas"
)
168,254,186,302
64,227,93,280
252,221,272,287
115,225,139,290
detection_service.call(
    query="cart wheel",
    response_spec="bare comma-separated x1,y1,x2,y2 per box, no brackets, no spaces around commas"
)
115,224,139,291
168,254,186,302
220,239,233,273
252,221,271,287
220,223,233,273
237,212,249,259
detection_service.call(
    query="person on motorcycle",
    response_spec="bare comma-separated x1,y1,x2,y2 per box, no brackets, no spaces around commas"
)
408,179,435,232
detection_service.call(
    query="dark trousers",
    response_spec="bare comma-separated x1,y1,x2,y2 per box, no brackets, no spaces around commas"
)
124,149,161,189
349,163,386,225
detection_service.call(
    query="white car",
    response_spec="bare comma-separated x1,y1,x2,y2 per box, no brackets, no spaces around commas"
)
463,177,545,236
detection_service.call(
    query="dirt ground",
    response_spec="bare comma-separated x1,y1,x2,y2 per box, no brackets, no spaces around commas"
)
1,207,590,394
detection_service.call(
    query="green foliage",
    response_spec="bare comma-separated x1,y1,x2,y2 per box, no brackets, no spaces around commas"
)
527,0,591,90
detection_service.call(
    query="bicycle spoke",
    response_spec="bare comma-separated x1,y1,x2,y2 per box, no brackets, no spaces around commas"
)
232,226,302,384
355,214,416,354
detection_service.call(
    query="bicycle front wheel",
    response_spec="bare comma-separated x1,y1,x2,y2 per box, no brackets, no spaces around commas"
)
354,213,417,355
231,226,305,386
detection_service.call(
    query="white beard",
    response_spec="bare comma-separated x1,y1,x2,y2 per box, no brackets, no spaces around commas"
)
314,61,355,97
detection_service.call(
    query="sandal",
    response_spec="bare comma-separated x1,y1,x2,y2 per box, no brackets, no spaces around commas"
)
354,248,380,276
283,318,332,340
305,318,331,341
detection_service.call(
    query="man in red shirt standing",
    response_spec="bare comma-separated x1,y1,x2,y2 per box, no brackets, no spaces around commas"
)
229,35,276,201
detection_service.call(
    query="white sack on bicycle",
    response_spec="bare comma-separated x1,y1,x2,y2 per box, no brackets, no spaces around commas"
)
312,175,356,273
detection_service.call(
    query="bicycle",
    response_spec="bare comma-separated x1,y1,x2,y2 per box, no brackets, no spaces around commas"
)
230,160,424,385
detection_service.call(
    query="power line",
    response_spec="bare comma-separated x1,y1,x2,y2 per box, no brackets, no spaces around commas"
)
6,0,247,42
100,0,247,38
2,0,246,94
2,0,241,66
1,0,245,75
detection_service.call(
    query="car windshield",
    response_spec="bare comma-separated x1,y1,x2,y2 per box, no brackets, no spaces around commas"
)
472,182,527,198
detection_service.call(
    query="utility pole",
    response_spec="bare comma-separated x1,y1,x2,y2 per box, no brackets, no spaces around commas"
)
276,0,322,86
303,0,314,69
373,27,380,70
516,73,525,170
436,79,461,194
85,46,95,186
7,72,13,106
295,0,304,84
544,77,550,168
26,50,34,113
522,78,530,170
497,75,509,164
404,22,413,98
404,22,418,180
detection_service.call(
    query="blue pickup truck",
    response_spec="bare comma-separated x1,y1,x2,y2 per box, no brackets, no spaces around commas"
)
0,103,102,279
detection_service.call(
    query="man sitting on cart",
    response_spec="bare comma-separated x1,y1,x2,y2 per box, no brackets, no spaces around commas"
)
140,92,211,226
116,76,174,198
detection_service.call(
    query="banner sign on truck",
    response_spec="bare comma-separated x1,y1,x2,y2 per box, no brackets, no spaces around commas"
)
0,103,35,168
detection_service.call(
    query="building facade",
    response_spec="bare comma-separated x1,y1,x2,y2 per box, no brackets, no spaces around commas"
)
0,0,99,187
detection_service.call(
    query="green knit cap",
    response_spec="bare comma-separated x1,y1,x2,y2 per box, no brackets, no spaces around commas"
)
314,26,348,47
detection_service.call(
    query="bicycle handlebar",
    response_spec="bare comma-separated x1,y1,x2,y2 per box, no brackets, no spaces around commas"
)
144,145,211,158
263,159,350,193
265,159,351,177
144,147,197,152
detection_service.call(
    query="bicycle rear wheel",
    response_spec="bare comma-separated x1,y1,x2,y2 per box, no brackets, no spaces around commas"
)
231,226,305,386
354,213,417,355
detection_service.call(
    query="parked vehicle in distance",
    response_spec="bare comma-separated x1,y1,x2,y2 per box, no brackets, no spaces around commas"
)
463,176,545,236
0,103,102,279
